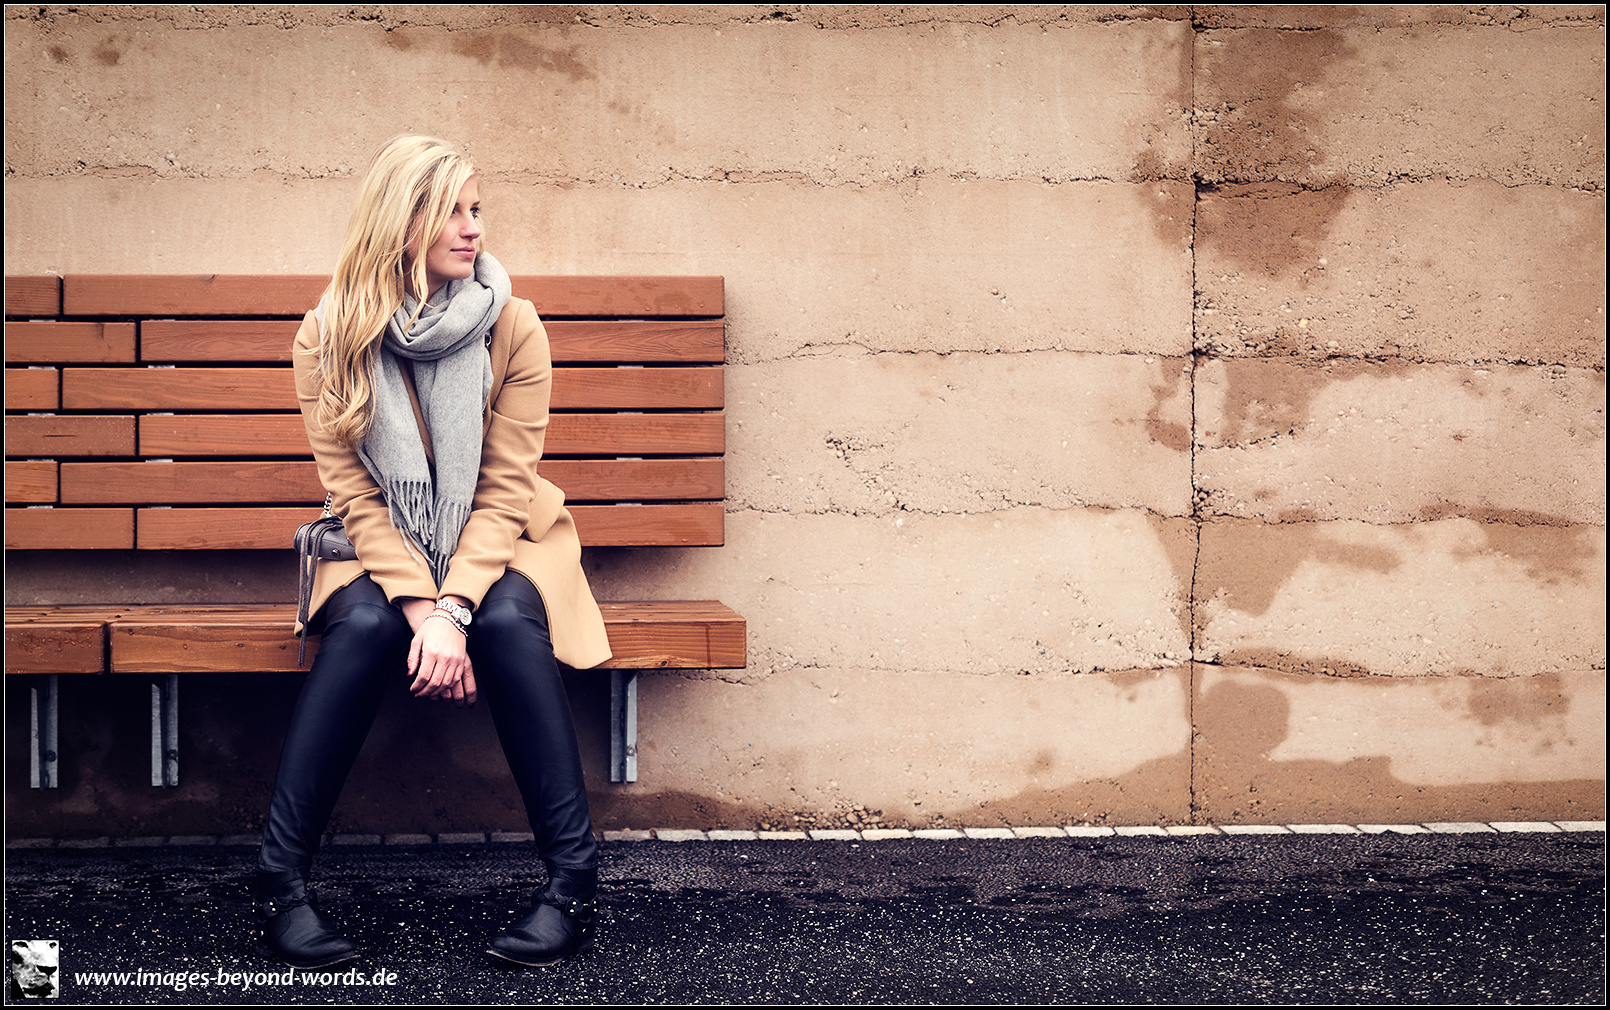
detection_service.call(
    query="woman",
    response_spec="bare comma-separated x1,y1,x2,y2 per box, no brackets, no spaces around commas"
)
257,135,612,970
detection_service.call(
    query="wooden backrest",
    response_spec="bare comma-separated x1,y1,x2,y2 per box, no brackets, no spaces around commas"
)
4,275,726,551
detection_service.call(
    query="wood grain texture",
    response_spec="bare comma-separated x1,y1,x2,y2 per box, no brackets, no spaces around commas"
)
6,415,136,457
4,620,106,674
6,460,57,502
60,461,322,504
551,366,724,410
102,600,744,672
547,413,725,455
570,502,726,546
139,414,309,456
65,275,328,316
4,507,135,549
540,458,725,501
5,322,136,363
63,367,296,410
544,321,725,362
510,276,723,317
598,601,747,668
4,276,61,317
61,458,720,503
5,368,58,409
136,506,322,549
140,320,302,362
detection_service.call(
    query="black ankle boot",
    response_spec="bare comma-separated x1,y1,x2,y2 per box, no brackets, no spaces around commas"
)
485,865,597,967
252,868,358,970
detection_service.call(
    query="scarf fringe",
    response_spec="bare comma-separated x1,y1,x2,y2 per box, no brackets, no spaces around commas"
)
431,501,472,585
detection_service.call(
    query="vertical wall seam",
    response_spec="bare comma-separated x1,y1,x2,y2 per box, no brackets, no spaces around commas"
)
1186,5,1202,824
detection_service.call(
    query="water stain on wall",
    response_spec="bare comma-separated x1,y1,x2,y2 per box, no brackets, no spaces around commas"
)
1468,516,1598,584
92,37,122,66
1193,671,1603,823
1463,672,1570,728
1145,514,1198,645
1197,28,1357,184
1196,182,1350,281
1196,518,1401,617
1195,28,1362,303
1208,357,1410,446
449,32,596,80
1143,357,1192,451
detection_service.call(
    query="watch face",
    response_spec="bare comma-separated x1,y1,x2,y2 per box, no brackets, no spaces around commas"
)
438,601,470,625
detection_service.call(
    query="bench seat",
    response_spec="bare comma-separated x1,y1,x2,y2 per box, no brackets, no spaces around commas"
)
5,601,745,674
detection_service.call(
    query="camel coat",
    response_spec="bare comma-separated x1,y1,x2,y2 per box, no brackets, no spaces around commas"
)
293,296,613,670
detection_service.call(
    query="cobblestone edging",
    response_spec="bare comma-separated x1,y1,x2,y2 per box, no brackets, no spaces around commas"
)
7,821,1602,849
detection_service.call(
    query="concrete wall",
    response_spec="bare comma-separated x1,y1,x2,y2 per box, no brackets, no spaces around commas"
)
4,5,1603,836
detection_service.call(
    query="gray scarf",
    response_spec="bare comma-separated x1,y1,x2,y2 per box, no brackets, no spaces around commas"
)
316,252,510,585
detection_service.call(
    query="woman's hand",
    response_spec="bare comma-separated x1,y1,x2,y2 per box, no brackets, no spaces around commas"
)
399,597,477,706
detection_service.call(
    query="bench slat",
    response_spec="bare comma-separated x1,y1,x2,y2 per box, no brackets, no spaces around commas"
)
101,600,744,672
4,276,62,317
6,461,57,503
5,622,106,674
550,367,725,410
63,367,296,411
61,459,723,503
5,368,58,410
130,502,723,549
544,321,725,363
65,276,328,317
61,461,320,503
4,507,135,549
62,365,723,411
139,319,724,364
139,320,301,363
137,413,724,457
138,414,308,456
512,277,724,318
66,275,723,318
5,322,137,363
6,415,136,456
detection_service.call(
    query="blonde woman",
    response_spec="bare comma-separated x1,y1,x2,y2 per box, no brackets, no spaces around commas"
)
257,135,611,969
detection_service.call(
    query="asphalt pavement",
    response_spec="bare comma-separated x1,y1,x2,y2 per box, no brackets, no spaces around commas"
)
4,830,1604,1004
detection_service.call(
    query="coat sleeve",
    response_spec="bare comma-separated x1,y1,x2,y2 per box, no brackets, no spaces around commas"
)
293,312,439,604
437,297,559,608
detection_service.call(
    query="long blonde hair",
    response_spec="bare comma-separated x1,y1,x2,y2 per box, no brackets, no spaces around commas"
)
309,135,478,448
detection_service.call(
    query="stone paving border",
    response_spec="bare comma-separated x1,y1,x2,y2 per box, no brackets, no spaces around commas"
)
6,821,1601,849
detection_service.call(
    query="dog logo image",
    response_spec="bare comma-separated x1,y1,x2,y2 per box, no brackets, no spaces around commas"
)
10,940,60,999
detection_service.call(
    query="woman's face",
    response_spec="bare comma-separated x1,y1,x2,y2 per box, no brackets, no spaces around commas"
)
419,176,482,297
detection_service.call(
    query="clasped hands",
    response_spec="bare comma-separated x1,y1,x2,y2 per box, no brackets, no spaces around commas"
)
399,596,476,707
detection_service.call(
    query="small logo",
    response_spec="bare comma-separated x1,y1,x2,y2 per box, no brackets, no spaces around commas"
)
10,940,60,999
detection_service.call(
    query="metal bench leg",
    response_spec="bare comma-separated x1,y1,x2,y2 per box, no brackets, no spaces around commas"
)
610,670,638,784
30,675,58,789
150,674,179,787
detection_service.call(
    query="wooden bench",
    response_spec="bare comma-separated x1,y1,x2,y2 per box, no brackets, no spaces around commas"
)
4,274,745,789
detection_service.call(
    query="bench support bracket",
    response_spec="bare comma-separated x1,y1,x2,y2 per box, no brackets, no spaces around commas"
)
31,675,58,789
609,670,638,784
151,674,179,787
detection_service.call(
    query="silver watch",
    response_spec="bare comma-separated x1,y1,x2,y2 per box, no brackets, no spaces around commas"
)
434,598,472,631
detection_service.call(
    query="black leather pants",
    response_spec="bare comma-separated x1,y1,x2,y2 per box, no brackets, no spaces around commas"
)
258,572,598,874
